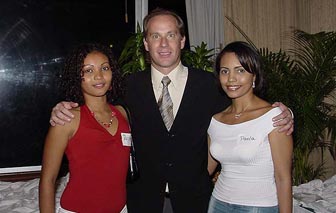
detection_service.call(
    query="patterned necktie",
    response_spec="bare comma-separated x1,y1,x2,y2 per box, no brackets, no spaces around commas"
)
158,76,174,131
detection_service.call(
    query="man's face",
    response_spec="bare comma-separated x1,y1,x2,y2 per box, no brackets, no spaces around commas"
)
144,15,186,74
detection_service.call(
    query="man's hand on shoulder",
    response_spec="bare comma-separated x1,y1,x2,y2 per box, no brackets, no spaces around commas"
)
50,101,78,126
272,102,294,135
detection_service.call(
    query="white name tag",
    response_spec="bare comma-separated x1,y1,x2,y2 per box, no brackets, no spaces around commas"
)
121,133,132,146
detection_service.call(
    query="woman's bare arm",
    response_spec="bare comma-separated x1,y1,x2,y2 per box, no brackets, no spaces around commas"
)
207,135,218,176
39,110,78,212
269,128,293,213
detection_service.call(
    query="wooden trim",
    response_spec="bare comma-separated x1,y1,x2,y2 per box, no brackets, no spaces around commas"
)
0,171,40,182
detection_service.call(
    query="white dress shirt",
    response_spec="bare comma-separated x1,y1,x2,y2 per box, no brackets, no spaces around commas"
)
151,62,188,118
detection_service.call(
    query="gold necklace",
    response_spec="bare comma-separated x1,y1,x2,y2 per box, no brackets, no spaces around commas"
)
90,110,116,128
233,104,250,119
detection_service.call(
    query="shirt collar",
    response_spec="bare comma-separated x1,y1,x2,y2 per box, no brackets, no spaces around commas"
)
151,62,185,90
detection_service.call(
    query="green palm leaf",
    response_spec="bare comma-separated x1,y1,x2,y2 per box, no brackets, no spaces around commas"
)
258,30,336,184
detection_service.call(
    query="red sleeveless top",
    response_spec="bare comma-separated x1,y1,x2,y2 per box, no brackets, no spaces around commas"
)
60,105,130,213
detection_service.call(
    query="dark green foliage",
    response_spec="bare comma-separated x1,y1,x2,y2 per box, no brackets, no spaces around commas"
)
260,30,336,184
118,28,215,74
182,42,215,72
118,23,148,75
225,15,336,183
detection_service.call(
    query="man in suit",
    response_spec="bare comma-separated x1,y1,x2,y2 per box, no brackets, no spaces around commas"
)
124,9,230,213
50,8,294,213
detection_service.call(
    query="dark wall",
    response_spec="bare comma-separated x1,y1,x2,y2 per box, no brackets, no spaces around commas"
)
0,0,187,168
0,0,135,168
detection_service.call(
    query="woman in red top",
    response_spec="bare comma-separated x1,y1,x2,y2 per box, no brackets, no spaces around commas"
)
39,43,130,213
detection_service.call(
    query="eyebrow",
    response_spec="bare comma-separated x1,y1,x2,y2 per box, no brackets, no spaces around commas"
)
82,61,110,67
101,62,110,66
149,31,177,35
220,65,244,69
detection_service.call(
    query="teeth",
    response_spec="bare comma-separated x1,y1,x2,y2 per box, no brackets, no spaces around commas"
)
159,52,170,56
227,86,240,91
94,83,105,88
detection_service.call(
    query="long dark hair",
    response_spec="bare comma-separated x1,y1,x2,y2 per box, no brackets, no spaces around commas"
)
58,43,123,105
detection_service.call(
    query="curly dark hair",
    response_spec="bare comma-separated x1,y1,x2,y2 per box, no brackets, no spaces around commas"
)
58,43,123,105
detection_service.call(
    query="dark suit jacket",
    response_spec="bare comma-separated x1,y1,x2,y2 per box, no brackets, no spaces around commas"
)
125,67,229,213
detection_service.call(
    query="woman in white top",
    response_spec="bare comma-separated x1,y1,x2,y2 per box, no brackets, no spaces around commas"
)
207,41,293,213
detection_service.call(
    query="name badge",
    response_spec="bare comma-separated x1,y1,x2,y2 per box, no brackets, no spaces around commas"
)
121,133,132,146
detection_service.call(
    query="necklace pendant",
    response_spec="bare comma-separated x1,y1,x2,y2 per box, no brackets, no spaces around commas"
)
234,113,242,119
103,123,111,128
102,119,113,128
89,108,115,128
233,104,250,119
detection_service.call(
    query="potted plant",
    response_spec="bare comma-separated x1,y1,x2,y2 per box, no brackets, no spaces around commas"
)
182,42,215,72
118,23,148,75
262,30,336,184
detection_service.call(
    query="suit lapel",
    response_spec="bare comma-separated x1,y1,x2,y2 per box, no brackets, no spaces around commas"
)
171,69,199,131
141,71,157,105
139,71,167,127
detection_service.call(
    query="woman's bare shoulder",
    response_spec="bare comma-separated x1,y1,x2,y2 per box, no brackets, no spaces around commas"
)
70,107,80,116
114,105,128,122
213,107,231,121
252,99,273,114
51,107,80,132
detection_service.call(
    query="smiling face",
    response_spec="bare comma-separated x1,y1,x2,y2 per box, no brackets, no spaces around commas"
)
219,52,255,99
143,14,186,75
81,51,112,99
